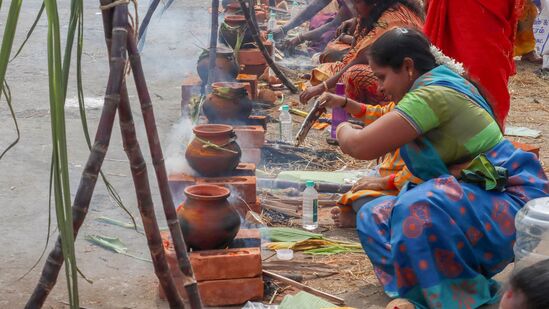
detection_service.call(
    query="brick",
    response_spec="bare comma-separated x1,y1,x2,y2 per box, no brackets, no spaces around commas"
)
229,228,261,248
248,115,268,129
237,74,258,100
198,175,256,203
241,148,261,166
238,48,266,66
512,141,540,158
234,125,266,148
159,277,264,306
240,64,267,76
180,75,202,117
190,248,262,281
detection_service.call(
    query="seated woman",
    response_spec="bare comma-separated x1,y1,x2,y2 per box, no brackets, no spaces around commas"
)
319,28,549,308
275,0,354,54
331,102,422,228
300,0,424,104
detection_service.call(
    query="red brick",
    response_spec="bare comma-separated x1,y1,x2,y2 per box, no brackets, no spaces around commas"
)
190,248,262,281
234,125,266,148
237,74,258,100
512,141,540,158
229,228,261,248
238,48,266,66
248,115,268,129
241,148,261,165
159,277,264,306
198,175,256,203
180,75,201,117
240,64,267,76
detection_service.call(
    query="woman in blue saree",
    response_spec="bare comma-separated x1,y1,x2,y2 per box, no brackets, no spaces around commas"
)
319,28,549,308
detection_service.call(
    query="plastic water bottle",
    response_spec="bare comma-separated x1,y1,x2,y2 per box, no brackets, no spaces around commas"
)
513,197,549,271
290,0,301,18
268,12,277,31
267,33,276,77
279,105,292,143
302,180,319,230
331,82,349,138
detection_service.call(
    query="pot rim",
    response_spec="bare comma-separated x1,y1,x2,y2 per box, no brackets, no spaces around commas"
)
224,15,246,22
192,124,234,137
212,81,247,90
184,184,231,200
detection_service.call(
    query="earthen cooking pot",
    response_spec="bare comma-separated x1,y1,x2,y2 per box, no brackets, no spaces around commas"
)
203,82,253,123
219,15,253,49
185,124,241,177
177,184,240,250
196,47,239,85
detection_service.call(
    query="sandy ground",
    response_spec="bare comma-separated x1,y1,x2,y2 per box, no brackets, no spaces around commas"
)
0,2,547,308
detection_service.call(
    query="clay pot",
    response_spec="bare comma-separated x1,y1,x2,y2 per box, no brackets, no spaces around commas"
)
219,15,254,49
185,124,242,177
177,184,241,250
196,47,239,84
203,82,253,123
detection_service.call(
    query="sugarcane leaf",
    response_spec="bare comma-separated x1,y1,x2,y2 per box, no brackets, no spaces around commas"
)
95,216,143,231
260,227,323,242
10,2,45,62
0,80,20,160
85,235,128,254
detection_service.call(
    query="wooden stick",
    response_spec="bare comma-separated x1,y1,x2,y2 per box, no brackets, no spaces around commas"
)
263,270,345,305
237,0,298,93
207,0,220,88
25,4,129,308
126,31,203,308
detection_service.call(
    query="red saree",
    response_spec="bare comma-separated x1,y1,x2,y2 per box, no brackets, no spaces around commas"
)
424,0,524,126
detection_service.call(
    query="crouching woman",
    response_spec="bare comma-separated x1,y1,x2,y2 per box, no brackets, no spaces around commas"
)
319,28,549,308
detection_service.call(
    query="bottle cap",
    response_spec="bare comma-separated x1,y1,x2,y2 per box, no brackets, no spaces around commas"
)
306,180,315,187
270,11,276,17
335,82,345,96
281,104,289,111
267,33,274,41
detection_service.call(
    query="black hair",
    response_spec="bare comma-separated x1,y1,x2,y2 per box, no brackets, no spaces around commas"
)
367,27,436,74
360,0,424,33
509,259,549,309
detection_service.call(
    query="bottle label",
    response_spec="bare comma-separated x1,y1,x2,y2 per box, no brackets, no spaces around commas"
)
313,199,318,222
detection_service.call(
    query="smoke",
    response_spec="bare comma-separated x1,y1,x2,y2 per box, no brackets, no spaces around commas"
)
164,115,198,176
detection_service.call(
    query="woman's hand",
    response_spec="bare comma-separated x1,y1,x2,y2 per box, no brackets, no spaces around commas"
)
270,26,286,40
336,18,357,36
337,34,354,45
351,176,390,192
299,84,325,104
280,35,303,50
318,92,345,108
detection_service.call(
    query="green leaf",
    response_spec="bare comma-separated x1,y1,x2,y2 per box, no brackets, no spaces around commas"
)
260,227,323,242
86,235,128,254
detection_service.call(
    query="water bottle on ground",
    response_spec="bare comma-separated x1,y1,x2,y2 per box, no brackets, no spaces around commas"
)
268,33,276,77
302,180,319,230
331,82,349,138
513,197,549,271
279,104,292,143
291,0,301,19
268,12,277,31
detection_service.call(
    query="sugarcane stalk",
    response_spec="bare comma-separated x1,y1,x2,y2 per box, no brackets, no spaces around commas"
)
117,84,185,308
126,31,203,308
25,4,128,308
237,0,298,93
207,0,220,89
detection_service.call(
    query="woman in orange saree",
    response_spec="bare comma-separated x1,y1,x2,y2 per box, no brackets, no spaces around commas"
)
300,0,424,104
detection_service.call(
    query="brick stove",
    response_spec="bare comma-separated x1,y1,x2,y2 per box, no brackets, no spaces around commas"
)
159,230,264,306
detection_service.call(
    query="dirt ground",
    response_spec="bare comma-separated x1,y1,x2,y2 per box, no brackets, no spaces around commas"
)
0,1,548,308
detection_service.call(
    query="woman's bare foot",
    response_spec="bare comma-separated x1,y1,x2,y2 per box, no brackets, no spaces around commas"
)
386,298,415,309
331,206,357,228
521,51,543,64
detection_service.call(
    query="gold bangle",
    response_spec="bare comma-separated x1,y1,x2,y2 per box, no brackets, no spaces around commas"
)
322,81,329,91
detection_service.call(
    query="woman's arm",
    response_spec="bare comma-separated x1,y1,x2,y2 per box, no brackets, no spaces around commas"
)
278,0,333,35
300,5,352,41
336,111,419,160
